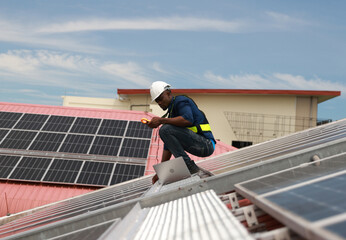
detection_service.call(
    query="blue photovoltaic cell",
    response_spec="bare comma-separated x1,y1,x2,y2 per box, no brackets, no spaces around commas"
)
13,114,49,130
125,121,153,139
59,134,94,154
29,132,66,151
76,161,114,186
9,157,52,181
0,130,37,149
119,138,150,158
97,119,127,136
110,163,145,185
266,173,346,222
0,155,21,178
239,157,346,195
0,112,22,129
69,117,101,134
42,115,75,132
0,129,9,140
43,159,83,183
89,136,122,156
325,220,346,238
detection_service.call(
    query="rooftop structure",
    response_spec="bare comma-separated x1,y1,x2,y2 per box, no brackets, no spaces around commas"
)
0,113,344,239
0,102,235,217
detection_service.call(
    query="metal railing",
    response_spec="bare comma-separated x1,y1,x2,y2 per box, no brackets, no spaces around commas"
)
224,112,320,144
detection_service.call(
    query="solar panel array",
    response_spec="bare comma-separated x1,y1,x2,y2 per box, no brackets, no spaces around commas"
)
235,153,346,240
0,111,153,187
0,154,145,186
0,112,152,158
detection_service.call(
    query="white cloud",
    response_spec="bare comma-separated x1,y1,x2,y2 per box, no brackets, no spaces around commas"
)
204,72,346,97
101,62,152,87
0,49,159,93
0,18,107,54
37,17,244,33
33,13,311,34
0,50,98,76
0,13,312,55
152,62,169,74
0,50,40,73
265,11,311,30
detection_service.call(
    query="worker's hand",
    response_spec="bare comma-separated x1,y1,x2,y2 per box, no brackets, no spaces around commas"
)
152,174,159,184
148,117,162,128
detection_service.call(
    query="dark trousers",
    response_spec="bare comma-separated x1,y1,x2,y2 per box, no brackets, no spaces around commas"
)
159,124,214,166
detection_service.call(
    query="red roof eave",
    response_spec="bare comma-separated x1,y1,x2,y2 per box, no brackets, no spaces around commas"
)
117,89,341,97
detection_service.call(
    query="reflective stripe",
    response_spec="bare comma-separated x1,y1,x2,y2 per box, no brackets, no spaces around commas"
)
187,124,211,133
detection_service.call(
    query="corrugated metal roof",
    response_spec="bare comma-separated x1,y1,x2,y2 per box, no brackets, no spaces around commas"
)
0,102,156,121
0,182,95,217
198,118,346,174
100,190,254,240
0,119,344,239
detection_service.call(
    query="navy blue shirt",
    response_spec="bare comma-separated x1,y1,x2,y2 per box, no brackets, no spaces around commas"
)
165,95,216,144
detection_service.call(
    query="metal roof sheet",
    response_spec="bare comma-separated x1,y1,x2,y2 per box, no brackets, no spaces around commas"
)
0,182,95,218
100,190,254,240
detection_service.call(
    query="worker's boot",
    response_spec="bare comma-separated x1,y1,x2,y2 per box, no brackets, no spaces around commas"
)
186,160,200,174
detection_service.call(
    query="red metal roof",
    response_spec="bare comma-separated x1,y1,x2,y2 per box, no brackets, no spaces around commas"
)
0,182,95,217
118,89,341,103
0,102,156,121
118,88,340,96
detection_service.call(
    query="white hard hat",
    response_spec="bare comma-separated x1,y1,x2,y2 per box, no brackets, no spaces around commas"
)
150,81,171,102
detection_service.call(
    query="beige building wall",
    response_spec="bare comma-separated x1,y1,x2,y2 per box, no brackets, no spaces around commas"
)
295,96,318,131
62,94,317,146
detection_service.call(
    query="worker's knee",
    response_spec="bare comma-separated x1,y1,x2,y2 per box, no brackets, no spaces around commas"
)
159,124,171,138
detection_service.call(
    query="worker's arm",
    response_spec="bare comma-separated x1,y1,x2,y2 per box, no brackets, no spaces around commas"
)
161,149,172,162
148,116,192,128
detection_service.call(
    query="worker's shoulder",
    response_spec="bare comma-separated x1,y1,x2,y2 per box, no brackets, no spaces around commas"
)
175,95,193,102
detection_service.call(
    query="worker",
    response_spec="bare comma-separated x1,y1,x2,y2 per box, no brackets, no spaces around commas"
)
147,81,216,184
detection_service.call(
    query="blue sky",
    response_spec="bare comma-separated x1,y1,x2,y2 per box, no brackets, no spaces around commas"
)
0,0,345,120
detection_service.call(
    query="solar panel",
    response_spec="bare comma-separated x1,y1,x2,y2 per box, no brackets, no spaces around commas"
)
265,173,346,222
119,138,150,158
42,115,75,132
125,121,152,139
325,220,346,239
43,159,83,183
97,119,127,136
110,163,145,185
0,130,37,149
0,129,9,140
29,132,66,151
238,155,346,195
0,111,22,128
235,153,346,240
9,157,52,181
0,155,21,178
69,117,101,134
0,112,153,187
89,136,122,156
59,134,94,154
13,113,49,130
76,161,114,186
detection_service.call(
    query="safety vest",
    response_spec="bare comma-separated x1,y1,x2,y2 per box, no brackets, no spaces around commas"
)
187,124,212,134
